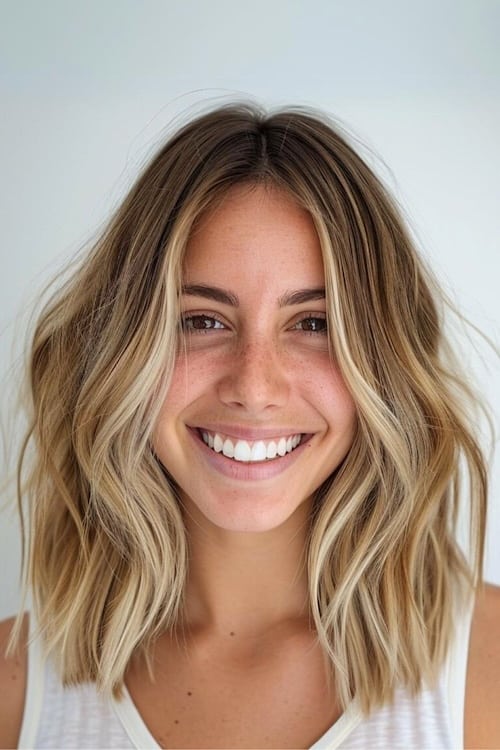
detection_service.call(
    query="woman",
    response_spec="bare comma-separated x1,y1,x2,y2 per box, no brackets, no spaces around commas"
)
0,103,498,749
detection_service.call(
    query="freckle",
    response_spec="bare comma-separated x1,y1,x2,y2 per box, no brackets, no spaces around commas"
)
187,691,192,696
230,631,235,636
174,719,179,724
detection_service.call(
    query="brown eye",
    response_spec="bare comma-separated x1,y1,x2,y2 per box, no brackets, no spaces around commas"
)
293,316,327,333
182,315,225,332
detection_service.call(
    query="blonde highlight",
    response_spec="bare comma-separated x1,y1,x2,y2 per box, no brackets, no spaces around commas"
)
13,102,493,713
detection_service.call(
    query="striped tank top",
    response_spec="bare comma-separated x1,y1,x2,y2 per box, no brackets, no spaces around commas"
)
18,602,473,749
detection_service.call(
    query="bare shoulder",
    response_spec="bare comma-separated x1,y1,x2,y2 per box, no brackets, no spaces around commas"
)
465,583,500,750
0,614,28,749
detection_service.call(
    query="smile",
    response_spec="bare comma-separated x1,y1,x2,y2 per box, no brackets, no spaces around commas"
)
199,430,303,462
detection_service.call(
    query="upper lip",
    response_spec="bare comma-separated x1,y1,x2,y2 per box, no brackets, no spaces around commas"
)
189,424,311,441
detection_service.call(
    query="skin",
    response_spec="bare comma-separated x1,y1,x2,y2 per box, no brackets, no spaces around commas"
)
154,183,357,538
0,185,499,748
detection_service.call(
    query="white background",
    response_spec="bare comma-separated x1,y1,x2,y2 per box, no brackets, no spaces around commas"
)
0,0,498,619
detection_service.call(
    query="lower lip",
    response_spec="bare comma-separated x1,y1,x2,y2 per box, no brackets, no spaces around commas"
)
187,428,313,481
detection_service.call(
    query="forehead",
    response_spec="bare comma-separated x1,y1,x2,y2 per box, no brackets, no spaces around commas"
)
183,184,325,288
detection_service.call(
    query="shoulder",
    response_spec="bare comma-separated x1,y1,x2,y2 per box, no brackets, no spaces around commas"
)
0,614,28,749
465,583,500,750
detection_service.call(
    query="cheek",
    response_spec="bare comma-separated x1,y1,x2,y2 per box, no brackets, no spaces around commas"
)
302,364,357,432
156,352,220,420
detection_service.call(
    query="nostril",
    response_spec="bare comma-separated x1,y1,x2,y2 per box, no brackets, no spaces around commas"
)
216,356,290,412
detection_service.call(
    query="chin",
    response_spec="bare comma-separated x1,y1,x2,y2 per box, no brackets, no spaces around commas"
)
181,490,312,535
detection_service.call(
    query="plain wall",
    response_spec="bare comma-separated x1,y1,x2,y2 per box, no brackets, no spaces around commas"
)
1,0,499,618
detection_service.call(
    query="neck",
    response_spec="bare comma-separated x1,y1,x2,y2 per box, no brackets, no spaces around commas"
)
180,497,313,639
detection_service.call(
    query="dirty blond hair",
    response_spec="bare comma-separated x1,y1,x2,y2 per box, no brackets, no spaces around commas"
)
14,103,491,713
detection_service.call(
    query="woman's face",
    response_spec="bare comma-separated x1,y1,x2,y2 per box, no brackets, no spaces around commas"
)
153,184,357,533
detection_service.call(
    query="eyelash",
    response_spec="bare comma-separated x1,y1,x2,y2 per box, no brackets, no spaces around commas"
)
291,315,328,334
180,313,328,335
180,313,227,333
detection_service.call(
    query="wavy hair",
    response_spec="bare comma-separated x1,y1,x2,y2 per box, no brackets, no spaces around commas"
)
13,102,492,714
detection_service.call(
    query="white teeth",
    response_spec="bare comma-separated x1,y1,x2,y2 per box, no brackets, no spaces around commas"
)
233,440,251,462
200,430,303,463
277,437,287,456
251,441,267,461
266,441,277,459
223,438,234,458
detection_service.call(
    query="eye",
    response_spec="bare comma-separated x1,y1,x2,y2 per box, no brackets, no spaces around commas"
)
181,314,226,332
292,315,328,334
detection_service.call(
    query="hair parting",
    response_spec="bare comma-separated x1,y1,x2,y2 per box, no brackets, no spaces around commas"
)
11,102,494,714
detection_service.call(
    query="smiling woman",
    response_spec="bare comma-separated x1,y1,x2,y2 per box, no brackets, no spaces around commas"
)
0,103,499,750
154,185,357,533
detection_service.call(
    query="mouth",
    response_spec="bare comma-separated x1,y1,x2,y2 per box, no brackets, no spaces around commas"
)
196,428,305,463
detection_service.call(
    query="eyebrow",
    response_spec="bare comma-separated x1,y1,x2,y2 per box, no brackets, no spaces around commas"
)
181,284,325,308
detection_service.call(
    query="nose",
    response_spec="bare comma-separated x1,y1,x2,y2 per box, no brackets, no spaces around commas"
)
216,336,290,414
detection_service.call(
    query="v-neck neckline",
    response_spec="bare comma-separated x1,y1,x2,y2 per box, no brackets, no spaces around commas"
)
111,683,362,750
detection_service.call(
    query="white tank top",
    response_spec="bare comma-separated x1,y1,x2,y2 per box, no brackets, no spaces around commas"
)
18,602,473,749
